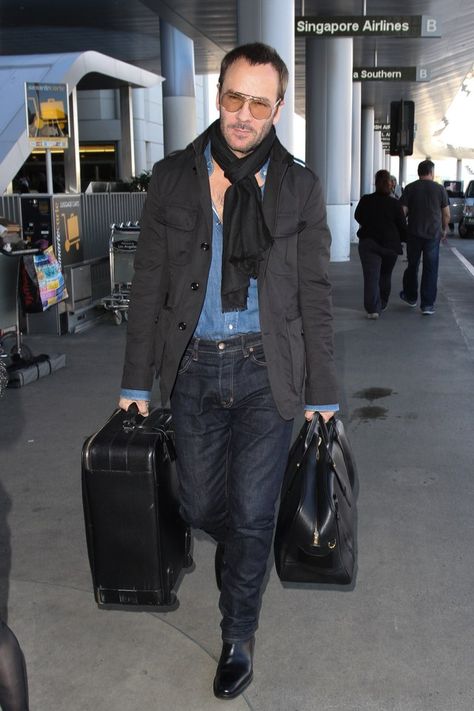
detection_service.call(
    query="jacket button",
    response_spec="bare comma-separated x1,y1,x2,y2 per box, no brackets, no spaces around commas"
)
200,242,210,251
190,282,200,290
178,322,187,331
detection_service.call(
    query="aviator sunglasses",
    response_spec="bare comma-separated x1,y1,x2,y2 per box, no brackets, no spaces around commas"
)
220,91,282,120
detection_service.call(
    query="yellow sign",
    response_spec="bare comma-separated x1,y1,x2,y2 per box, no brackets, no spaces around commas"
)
25,82,70,149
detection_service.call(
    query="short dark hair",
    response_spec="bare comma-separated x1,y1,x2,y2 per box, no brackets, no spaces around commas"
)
418,160,434,177
218,43,289,100
375,169,392,195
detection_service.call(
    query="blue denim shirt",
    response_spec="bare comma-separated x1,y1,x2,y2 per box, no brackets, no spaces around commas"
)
194,142,262,339
121,143,338,413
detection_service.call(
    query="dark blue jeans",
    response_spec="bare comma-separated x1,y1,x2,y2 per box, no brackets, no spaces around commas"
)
170,334,294,642
402,236,441,308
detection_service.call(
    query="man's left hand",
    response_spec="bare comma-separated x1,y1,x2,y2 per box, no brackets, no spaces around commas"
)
305,410,334,424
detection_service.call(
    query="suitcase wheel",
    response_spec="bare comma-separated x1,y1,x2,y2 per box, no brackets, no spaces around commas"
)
163,567,176,606
184,528,194,568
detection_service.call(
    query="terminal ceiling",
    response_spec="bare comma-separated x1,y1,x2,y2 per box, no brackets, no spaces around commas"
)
0,0,473,159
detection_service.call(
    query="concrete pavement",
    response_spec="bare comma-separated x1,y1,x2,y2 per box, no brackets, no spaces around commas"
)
1,239,474,710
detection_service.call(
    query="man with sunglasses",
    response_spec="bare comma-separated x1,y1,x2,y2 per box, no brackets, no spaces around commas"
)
119,42,338,700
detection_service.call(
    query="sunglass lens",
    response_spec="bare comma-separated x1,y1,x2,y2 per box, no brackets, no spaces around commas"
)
222,94,244,112
249,101,271,119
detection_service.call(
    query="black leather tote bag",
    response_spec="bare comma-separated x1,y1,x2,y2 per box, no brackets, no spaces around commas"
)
274,415,357,585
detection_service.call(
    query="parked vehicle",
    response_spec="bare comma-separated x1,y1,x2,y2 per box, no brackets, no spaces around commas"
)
443,180,465,231
459,180,474,238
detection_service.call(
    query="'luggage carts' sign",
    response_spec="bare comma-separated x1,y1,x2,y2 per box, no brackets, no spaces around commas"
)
25,83,70,148
295,16,441,38
52,195,83,267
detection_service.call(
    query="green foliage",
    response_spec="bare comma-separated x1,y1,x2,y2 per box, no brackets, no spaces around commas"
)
129,170,152,192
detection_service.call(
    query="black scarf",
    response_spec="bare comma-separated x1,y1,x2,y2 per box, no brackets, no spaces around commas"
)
208,120,275,312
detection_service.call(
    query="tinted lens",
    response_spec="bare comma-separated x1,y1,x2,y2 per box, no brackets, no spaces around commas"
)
221,92,273,120
249,99,272,119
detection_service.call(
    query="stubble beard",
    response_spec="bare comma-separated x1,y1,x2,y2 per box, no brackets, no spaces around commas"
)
221,117,273,157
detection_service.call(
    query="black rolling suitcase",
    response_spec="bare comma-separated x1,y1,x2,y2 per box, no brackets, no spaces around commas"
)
82,406,192,608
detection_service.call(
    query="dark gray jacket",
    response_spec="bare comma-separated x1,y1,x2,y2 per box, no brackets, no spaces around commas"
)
121,130,338,420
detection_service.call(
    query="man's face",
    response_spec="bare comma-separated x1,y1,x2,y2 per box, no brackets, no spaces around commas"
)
216,58,283,158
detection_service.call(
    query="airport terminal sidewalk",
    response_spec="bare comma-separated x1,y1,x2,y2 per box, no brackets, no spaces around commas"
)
1,241,474,710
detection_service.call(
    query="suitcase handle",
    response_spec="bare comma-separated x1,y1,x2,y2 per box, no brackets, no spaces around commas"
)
122,402,143,432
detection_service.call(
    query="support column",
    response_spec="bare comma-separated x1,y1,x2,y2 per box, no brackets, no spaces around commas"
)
306,38,352,262
160,20,197,155
361,107,374,195
237,0,294,153
399,153,407,188
119,86,135,180
64,87,80,193
132,88,147,175
373,130,383,174
456,158,463,181
350,82,361,241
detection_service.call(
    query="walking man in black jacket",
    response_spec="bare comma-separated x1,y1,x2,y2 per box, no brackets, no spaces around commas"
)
119,43,338,700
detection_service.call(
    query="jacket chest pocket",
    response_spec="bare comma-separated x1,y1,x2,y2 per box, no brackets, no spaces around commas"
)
157,205,198,265
268,211,301,275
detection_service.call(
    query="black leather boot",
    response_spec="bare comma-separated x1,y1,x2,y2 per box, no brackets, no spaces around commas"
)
214,542,225,591
213,637,255,700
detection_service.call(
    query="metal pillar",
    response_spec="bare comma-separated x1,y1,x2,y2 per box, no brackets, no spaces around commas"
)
132,89,147,175
361,107,375,195
64,87,80,193
160,20,197,155
351,81,361,241
373,130,383,175
306,38,352,262
237,0,295,153
119,86,135,180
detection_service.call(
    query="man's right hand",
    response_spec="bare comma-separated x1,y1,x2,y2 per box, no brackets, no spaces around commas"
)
118,397,150,416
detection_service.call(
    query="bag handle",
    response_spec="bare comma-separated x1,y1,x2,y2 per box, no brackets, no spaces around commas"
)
305,414,352,505
304,412,333,451
122,402,144,432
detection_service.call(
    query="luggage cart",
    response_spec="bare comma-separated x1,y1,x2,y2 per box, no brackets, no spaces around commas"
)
0,244,66,387
0,243,42,361
102,223,140,325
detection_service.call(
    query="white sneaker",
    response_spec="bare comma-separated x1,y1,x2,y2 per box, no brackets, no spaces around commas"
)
367,313,379,320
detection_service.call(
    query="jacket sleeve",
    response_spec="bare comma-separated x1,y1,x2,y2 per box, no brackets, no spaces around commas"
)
354,195,366,225
121,163,169,392
394,202,408,240
297,173,339,407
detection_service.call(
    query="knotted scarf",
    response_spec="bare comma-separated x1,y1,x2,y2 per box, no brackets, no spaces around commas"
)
207,120,275,312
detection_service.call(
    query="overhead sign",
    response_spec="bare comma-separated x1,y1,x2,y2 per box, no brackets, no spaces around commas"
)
353,67,430,82
25,82,70,149
295,16,441,38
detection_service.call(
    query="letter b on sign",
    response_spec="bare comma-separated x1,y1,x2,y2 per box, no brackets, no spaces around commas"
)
390,101,415,156
421,16,442,37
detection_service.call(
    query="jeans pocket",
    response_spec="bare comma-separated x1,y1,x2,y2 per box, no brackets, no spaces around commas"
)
177,348,194,374
249,345,267,367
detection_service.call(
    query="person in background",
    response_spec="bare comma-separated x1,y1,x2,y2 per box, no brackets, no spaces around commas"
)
399,160,450,315
0,350,29,711
355,169,407,319
0,622,29,711
118,42,339,700
390,175,402,199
